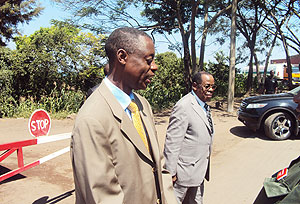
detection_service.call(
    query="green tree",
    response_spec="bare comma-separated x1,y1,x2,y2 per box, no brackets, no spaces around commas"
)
139,52,185,110
0,0,43,46
260,0,300,90
0,47,17,117
206,51,246,97
11,22,107,100
227,0,269,94
55,0,236,92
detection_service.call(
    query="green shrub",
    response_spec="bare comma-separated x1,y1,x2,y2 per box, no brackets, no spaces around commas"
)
0,89,84,119
138,52,186,111
206,51,247,97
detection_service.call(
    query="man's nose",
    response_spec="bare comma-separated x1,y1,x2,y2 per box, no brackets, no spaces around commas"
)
151,60,158,72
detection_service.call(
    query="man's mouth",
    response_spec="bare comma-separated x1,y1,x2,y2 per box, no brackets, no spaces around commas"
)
206,93,213,97
145,76,153,84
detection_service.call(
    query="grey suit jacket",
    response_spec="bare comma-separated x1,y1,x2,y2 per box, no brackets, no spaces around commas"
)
71,81,176,204
163,93,214,187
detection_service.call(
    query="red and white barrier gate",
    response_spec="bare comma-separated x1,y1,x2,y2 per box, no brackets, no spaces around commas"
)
0,132,71,182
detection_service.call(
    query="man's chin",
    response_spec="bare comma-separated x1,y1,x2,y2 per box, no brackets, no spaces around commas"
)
136,84,147,91
205,96,212,102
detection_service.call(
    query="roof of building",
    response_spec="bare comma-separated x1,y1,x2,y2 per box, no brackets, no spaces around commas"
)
271,54,300,64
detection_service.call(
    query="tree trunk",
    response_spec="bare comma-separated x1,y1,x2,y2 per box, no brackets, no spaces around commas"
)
198,2,233,71
191,0,198,75
183,35,192,93
175,1,192,93
263,33,278,85
246,52,254,95
254,52,261,88
199,2,208,72
227,0,237,113
281,32,293,89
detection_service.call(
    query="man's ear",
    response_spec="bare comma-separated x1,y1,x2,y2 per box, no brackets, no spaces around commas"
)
192,82,198,91
117,49,128,65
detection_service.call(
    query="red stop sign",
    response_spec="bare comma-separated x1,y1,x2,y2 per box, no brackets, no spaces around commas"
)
28,109,51,137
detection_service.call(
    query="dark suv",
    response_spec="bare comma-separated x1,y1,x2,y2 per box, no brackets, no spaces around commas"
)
237,86,300,140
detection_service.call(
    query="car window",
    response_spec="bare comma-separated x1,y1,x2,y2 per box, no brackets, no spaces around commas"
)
289,86,300,95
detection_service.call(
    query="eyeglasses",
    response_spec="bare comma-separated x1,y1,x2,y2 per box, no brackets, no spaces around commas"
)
200,84,217,90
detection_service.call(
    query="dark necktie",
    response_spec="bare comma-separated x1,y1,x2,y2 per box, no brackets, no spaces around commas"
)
204,104,214,134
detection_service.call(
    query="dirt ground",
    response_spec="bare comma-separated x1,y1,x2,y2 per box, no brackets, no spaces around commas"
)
1,100,300,204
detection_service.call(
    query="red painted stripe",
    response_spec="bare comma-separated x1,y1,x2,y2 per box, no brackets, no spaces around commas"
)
0,139,37,151
0,160,40,182
0,148,17,162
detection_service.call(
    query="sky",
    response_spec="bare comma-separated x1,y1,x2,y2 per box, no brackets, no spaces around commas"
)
12,0,298,70
19,1,66,35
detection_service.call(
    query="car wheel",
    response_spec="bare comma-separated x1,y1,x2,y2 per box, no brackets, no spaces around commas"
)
264,112,293,140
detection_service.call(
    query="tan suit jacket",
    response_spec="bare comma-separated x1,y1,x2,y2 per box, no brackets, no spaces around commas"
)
71,81,176,204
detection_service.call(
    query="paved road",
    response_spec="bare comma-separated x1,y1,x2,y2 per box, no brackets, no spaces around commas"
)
1,112,300,204
204,117,300,204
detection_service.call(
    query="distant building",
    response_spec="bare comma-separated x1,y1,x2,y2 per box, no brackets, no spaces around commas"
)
269,54,300,80
270,54,300,65
242,54,300,80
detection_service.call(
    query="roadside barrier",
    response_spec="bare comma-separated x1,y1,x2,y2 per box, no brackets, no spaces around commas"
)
0,132,71,182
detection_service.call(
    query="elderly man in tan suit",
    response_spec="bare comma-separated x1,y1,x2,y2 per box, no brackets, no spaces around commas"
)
71,27,176,204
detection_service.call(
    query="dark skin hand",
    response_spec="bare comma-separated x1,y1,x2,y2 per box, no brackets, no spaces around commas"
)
172,175,177,185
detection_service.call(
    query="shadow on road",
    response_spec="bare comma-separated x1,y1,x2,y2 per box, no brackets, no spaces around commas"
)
32,189,75,204
154,109,172,126
253,187,284,204
230,126,271,140
230,126,300,141
0,165,26,184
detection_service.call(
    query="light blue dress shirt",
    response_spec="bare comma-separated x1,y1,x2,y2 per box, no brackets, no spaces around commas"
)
191,90,208,113
103,77,134,119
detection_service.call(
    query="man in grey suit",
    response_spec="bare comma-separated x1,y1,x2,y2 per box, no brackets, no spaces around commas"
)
163,71,216,204
71,27,176,204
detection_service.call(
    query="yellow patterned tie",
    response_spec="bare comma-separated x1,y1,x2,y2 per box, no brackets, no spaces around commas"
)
128,101,149,151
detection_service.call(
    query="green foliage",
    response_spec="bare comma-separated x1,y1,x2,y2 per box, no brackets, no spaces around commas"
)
138,52,186,110
0,89,84,118
0,23,106,118
9,22,106,101
206,51,247,97
0,0,43,46
0,47,14,98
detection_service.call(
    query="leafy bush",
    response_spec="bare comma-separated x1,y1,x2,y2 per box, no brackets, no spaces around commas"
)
206,51,247,97
138,52,186,110
0,89,84,118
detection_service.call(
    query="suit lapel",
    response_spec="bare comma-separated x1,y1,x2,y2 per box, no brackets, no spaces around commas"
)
190,94,212,135
120,111,153,162
99,82,153,162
